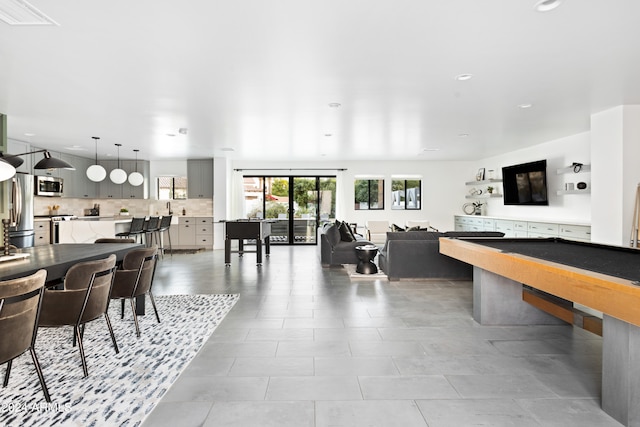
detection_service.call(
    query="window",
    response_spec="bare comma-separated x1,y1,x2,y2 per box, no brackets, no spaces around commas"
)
354,178,384,210
391,178,421,210
158,176,187,200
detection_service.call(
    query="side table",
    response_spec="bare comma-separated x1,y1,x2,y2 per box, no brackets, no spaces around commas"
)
355,245,378,274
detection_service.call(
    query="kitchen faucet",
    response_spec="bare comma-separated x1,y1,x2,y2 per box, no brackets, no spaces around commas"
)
167,201,173,215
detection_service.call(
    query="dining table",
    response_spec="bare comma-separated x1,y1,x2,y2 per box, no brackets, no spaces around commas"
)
0,243,142,283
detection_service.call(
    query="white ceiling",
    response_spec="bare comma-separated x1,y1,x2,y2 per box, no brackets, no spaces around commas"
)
1,0,640,163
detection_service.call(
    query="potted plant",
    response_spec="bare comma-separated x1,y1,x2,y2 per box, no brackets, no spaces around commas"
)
119,208,129,216
487,186,494,194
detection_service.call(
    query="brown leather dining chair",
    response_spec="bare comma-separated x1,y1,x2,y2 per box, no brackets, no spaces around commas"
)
38,255,118,378
0,269,50,402
110,246,160,337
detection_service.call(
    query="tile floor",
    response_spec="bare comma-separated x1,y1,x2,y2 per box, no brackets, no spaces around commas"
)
142,246,621,427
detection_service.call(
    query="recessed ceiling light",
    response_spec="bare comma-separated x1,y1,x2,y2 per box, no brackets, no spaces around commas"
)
458,133,469,138
534,0,562,12
455,74,473,81
328,103,341,108
422,148,440,152
324,133,332,137
220,147,234,152
178,128,188,135
24,132,35,136
65,145,87,151
166,133,176,137
518,103,533,109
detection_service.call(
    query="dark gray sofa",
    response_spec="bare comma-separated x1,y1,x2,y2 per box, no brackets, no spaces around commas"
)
378,231,504,281
319,223,373,267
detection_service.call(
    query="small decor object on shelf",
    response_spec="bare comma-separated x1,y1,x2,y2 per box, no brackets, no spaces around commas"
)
119,208,130,216
468,188,483,196
476,168,485,181
463,201,484,215
487,186,494,194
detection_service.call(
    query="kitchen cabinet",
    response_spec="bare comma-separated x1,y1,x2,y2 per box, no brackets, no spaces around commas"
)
170,217,213,249
97,159,150,199
187,159,213,199
34,220,51,246
98,160,123,199
195,217,213,248
121,160,149,199
60,154,97,198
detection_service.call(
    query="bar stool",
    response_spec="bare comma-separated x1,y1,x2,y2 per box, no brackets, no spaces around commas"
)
143,216,160,247
154,215,172,258
115,217,145,244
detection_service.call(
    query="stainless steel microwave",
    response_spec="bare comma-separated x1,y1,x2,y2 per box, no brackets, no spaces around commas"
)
34,175,64,197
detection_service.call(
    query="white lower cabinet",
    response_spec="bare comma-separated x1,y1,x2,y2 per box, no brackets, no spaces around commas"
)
454,215,590,241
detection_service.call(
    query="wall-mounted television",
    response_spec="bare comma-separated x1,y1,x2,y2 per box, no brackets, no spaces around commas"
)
502,160,549,206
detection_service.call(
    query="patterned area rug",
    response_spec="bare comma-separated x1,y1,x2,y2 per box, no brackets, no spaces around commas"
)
0,294,239,427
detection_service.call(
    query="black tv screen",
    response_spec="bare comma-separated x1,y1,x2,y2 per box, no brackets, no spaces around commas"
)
502,160,548,206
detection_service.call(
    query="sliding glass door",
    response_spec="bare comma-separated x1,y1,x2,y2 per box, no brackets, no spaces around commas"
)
243,175,336,245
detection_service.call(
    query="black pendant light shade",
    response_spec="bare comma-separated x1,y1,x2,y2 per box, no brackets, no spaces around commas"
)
0,152,24,168
34,151,75,170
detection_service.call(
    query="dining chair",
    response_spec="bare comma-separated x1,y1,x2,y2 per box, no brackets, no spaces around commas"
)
0,269,50,402
38,255,118,378
94,238,136,243
110,246,160,337
115,217,145,243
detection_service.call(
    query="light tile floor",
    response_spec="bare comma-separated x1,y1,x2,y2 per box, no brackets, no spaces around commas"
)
142,246,621,427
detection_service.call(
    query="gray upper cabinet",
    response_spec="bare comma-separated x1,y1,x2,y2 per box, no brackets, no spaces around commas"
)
121,159,149,199
187,158,213,199
98,159,150,199
60,154,97,198
98,160,123,199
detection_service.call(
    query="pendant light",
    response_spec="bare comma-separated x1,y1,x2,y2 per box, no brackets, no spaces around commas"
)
127,149,144,186
0,157,16,181
86,136,107,182
109,143,127,184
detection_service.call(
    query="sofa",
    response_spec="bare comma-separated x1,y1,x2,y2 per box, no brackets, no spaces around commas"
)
319,222,374,267
378,231,504,281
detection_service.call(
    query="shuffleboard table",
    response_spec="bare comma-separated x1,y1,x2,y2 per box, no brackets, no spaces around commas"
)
440,237,640,426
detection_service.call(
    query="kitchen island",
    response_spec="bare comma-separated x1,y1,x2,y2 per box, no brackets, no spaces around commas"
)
57,217,132,243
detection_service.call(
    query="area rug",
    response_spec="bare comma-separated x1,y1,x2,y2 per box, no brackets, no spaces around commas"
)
0,293,239,427
343,264,388,280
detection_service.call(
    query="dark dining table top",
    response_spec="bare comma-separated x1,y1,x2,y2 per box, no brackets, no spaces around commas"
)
0,243,142,283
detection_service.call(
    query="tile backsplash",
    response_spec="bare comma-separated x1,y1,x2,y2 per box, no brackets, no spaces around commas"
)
34,197,213,218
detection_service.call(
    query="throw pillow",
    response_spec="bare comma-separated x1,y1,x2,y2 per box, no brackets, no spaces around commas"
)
345,222,358,240
391,223,405,232
338,221,355,242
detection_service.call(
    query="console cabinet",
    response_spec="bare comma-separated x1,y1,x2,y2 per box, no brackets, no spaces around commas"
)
454,215,590,241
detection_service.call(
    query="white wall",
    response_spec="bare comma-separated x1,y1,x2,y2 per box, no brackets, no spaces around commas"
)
475,132,591,224
231,159,472,231
591,105,640,245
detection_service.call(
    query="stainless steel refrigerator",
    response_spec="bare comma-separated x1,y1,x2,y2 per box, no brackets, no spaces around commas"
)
6,173,35,248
